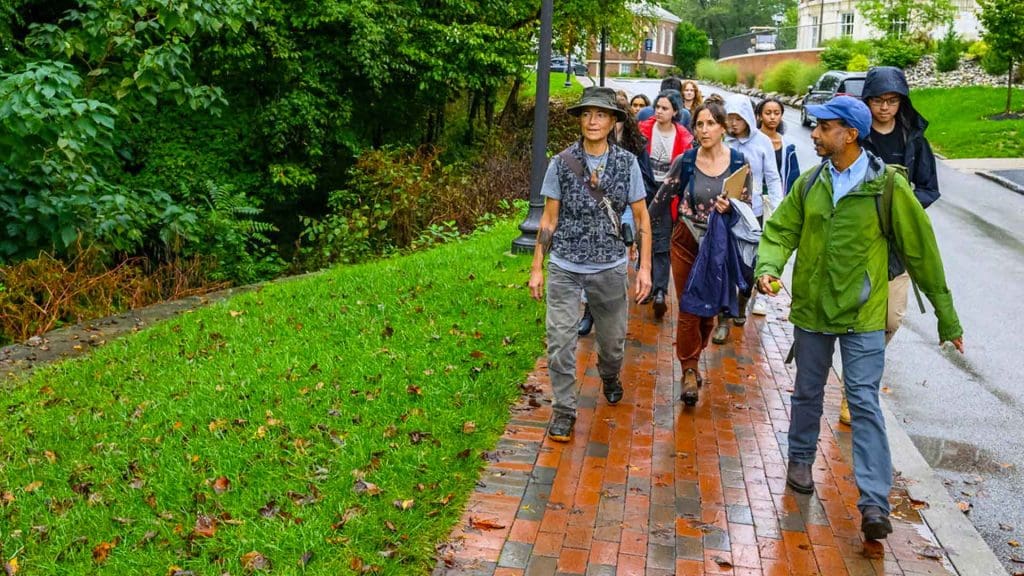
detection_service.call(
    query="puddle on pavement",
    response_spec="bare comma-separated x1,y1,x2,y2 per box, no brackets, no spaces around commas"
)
910,435,1008,475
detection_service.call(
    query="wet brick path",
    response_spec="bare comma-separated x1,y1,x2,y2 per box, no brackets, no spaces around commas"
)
435,290,957,576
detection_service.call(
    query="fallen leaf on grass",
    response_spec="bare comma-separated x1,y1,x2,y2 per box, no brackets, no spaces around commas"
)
93,540,116,564
298,551,314,567
212,476,230,494
1,492,15,505
4,557,18,575
23,481,42,493
229,310,244,318
241,550,271,573
258,500,281,518
192,515,217,538
469,517,506,530
353,480,381,496
462,421,477,434
393,499,414,511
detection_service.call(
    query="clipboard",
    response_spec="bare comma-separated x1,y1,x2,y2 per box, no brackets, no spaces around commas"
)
722,164,750,199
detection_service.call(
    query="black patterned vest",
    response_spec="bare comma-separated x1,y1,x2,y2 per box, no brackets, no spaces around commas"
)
551,140,634,264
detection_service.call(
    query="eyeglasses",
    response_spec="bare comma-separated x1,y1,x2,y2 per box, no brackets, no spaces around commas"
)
869,96,901,107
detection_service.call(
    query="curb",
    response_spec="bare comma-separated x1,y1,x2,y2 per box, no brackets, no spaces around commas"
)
882,398,1011,576
975,170,1024,196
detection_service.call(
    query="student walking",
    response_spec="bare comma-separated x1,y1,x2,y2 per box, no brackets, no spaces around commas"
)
835,65,941,425
528,87,653,443
639,91,694,319
756,96,963,541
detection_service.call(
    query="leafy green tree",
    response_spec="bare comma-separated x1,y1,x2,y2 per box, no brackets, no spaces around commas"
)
664,0,792,56
935,26,961,72
978,0,1024,113
857,0,954,39
673,21,708,77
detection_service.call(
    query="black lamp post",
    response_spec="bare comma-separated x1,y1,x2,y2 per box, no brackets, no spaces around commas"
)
510,0,554,254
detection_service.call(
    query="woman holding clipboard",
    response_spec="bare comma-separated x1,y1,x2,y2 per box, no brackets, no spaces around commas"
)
650,100,752,406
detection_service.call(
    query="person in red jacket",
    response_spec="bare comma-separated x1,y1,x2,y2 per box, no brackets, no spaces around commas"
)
638,90,694,319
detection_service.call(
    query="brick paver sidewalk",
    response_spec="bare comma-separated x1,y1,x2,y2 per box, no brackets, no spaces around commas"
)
435,290,957,576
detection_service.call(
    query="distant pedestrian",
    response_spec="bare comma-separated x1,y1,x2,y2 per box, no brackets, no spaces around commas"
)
639,91,694,319
681,79,703,117
756,95,963,542
755,97,800,195
719,94,783,339
834,66,941,425
638,77,692,129
529,86,653,443
630,94,650,118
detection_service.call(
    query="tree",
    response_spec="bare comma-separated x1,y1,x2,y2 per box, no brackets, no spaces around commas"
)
857,0,955,39
673,22,708,77
663,0,792,57
978,0,1024,114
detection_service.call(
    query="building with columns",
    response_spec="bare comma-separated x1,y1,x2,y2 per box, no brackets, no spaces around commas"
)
583,4,682,77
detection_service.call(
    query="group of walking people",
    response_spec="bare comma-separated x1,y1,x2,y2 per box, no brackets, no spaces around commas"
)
528,66,964,543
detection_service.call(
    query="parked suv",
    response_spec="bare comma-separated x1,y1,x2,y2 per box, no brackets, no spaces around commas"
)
801,71,867,126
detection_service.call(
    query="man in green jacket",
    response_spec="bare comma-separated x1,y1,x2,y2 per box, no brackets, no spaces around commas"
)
755,96,964,541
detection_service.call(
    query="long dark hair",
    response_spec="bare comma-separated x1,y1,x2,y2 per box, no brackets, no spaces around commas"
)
689,101,727,133
612,104,647,155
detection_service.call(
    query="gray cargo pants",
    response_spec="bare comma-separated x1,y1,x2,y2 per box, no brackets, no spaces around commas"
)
546,262,629,417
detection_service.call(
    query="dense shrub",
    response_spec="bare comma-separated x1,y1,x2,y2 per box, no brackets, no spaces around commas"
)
981,50,1011,76
874,38,925,68
936,27,961,72
798,65,827,95
696,58,738,86
821,46,852,70
673,22,709,77
965,40,989,61
847,54,870,71
761,60,822,95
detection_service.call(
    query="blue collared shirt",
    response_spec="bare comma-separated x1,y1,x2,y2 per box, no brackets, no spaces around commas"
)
828,150,869,206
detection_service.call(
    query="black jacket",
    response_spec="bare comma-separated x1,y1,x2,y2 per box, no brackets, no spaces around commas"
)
861,66,940,208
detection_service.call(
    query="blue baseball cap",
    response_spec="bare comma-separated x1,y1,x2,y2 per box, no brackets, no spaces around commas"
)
806,95,871,141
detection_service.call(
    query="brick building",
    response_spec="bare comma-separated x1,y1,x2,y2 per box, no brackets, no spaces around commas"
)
584,4,682,77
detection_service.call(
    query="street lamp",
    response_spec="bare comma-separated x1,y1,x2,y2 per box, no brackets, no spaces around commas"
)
707,37,713,58
510,0,553,253
564,49,573,88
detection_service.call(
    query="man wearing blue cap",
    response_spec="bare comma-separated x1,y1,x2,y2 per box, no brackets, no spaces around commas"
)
753,96,964,541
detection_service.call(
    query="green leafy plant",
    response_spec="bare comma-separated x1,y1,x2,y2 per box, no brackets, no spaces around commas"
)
821,45,852,70
847,54,871,72
936,26,961,72
978,0,1024,113
673,22,709,78
695,58,738,85
761,60,822,95
874,37,925,68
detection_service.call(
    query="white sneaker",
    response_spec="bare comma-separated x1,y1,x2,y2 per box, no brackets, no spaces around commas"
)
751,295,769,316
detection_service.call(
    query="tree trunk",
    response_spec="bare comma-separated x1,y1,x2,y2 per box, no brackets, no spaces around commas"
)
465,91,481,145
499,77,522,125
484,87,495,129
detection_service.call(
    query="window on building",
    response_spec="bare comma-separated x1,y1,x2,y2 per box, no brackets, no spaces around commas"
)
841,12,854,37
810,16,820,47
668,29,674,55
957,0,974,11
889,15,907,38
620,63,632,75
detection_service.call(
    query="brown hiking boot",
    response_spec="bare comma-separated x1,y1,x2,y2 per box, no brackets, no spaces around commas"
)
680,368,700,406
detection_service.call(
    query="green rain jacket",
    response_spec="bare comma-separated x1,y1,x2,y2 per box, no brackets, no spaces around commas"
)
756,151,962,342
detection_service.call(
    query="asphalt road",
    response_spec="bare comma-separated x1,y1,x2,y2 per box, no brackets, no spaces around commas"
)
604,77,1024,571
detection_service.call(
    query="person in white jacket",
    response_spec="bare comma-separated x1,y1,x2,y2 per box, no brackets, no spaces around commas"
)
721,94,783,330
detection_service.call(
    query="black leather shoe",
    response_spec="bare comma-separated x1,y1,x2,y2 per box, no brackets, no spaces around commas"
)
577,305,593,336
652,289,667,319
680,369,699,406
548,413,576,443
861,506,893,540
602,377,624,405
786,461,814,494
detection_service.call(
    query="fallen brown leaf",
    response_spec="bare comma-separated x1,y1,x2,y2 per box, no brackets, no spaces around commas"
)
957,500,971,513
212,476,230,494
909,498,929,510
193,515,217,538
917,545,943,559
1010,540,1021,548
298,551,314,567
353,480,381,496
393,499,414,511
462,421,477,434
23,481,42,493
3,557,17,575
241,551,271,572
711,555,733,568
469,516,506,530
93,540,116,563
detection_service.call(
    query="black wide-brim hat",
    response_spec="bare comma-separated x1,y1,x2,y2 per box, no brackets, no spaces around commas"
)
567,86,628,122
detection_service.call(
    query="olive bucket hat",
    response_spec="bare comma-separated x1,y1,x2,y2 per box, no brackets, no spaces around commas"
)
567,86,628,122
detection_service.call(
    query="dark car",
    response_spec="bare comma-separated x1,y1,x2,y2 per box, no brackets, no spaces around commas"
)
550,57,567,73
801,70,867,126
573,62,588,76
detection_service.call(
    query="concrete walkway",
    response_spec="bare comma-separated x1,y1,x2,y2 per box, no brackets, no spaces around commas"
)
434,288,986,575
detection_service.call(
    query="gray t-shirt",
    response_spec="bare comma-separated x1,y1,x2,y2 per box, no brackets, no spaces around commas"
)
541,151,645,273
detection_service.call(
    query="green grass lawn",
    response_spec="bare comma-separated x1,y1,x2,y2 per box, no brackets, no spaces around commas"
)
910,86,1024,158
519,71,584,103
0,220,545,574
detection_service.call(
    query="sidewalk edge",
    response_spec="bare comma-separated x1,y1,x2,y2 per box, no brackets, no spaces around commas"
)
881,398,1010,576
974,170,1024,196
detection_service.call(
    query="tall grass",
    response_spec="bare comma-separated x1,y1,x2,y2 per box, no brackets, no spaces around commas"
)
696,58,738,86
760,60,825,96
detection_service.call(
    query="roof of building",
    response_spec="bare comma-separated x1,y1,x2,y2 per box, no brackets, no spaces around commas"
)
629,3,682,24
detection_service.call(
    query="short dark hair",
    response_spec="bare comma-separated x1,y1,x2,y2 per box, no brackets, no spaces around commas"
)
654,90,680,113
660,77,683,92
690,101,727,131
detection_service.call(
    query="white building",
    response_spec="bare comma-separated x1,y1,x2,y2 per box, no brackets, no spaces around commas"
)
796,0,982,49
